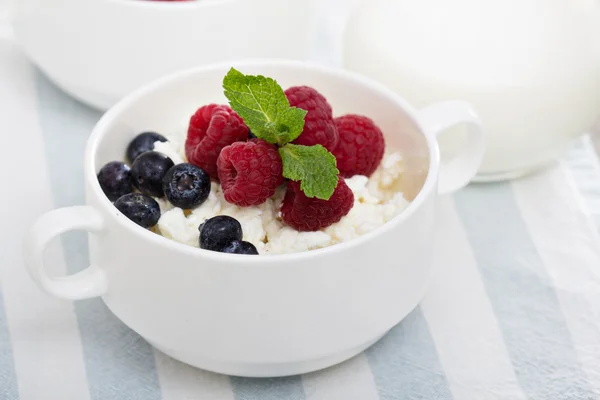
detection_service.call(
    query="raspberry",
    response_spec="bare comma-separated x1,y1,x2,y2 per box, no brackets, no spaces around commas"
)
281,178,354,231
217,139,284,207
185,104,248,180
331,115,385,178
285,86,339,151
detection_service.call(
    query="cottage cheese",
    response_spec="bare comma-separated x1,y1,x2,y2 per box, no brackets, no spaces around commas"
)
153,136,410,255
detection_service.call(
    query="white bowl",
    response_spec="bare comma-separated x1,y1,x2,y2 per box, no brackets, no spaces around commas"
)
12,0,319,110
23,60,485,377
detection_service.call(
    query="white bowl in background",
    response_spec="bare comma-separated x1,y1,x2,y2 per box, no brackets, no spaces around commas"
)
23,60,485,377
12,0,319,110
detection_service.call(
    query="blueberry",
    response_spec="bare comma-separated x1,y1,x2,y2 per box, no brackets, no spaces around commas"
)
199,216,242,251
114,193,160,228
162,163,211,209
248,130,257,139
97,161,132,201
221,240,259,255
126,131,167,163
131,151,174,197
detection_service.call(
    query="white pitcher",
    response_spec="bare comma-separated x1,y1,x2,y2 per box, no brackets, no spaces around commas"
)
343,0,600,180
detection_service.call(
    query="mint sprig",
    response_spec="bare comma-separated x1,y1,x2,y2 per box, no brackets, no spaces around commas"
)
223,68,339,200
279,144,339,199
223,68,307,146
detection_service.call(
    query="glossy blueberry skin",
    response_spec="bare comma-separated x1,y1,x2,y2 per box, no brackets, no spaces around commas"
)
131,151,174,197
199,216,243,252
114,193,160,228
162,163,211,209
97,161,132,201
221,240,259,255
126,131,167,163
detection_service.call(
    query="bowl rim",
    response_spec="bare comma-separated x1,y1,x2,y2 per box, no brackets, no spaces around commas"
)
104,0,236,10
85,59,440,264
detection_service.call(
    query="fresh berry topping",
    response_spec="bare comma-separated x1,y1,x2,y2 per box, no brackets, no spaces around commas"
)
126,132,167,163
199,215,243,251
185,104,249,179
162,163,211,209
131,151,174,197
281,178,354,231
248,130,257,140
114,193,160,228
221,240,259,255
97,161,132,201
285,86,338,151
217,139,284,207
332,115,385,178
223,69,339,200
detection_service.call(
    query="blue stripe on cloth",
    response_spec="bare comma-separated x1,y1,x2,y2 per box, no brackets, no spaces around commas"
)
454,182,595,399
0,290,19,400
564,135,600,234
365,307,452,400
34,70,163,400
230,376,306,400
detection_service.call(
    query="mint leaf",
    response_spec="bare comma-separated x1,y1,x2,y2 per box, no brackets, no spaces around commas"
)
279,144,339,200
223,68,307,146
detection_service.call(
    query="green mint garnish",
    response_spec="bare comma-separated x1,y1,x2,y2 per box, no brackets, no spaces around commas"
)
223,67,307,146
223,68,339,200
279,144,339,200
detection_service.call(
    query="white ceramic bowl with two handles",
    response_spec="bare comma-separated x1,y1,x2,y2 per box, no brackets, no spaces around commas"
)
23,60,485,377
11,0,318,110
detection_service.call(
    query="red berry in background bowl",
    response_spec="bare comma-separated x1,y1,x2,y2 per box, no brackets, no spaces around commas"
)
185,104,248,180
131,151,174,197
217,139,284,207
331,114,385,178
97,161,132,202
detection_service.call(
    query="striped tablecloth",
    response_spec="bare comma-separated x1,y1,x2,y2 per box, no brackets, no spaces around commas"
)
3,31,600,400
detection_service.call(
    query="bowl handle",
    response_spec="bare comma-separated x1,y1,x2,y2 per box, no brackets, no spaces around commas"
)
416,100,486,194
23,206,108,300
